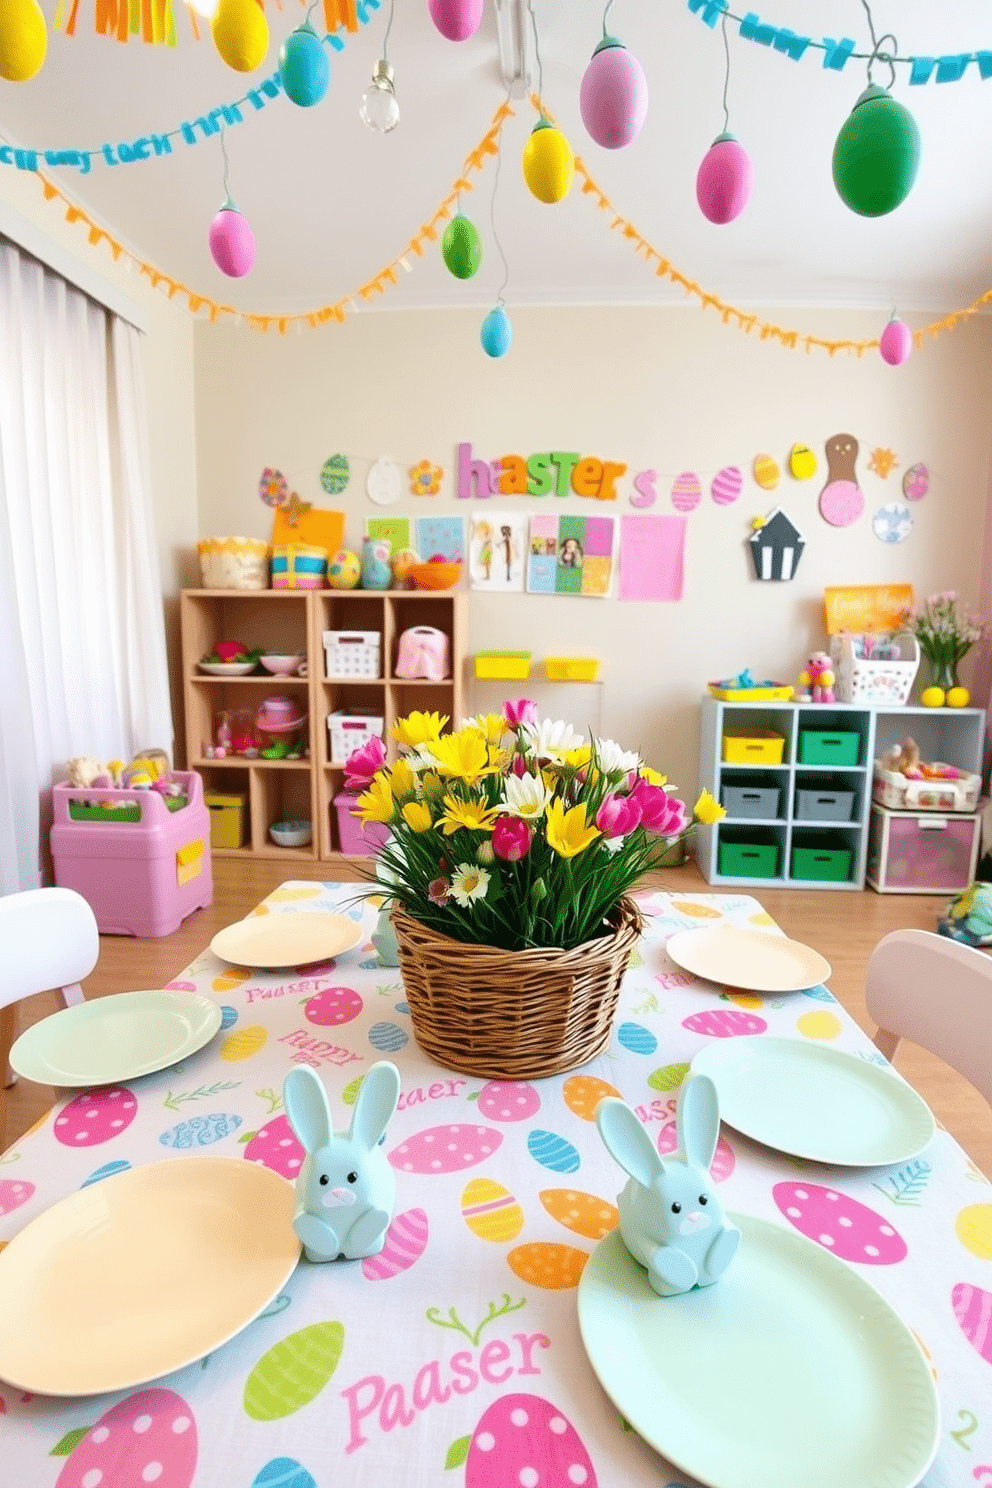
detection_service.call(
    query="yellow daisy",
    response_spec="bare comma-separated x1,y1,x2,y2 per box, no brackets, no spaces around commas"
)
425,730,498,786
354,775,395,824
440,795,500,836
391,711,449,750
692,788,726,825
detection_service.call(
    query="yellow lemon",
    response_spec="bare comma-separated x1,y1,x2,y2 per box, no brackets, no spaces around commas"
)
522,121,574,204
0,0,46,81
920,686,945,708
946,686,970,708
212,0,268,72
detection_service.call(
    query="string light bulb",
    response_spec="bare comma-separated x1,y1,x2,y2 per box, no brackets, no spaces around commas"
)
360,59,400,132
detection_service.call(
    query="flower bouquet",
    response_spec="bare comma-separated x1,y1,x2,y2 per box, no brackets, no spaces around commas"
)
901,591,984,697
344,701,725,1078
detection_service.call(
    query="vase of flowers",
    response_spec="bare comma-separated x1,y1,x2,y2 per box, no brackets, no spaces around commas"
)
346,700,725,1078
902,591,984,700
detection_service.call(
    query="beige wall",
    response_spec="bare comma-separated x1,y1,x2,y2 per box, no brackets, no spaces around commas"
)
194,304,992,796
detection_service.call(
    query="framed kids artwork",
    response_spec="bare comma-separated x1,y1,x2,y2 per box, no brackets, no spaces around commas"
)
469,513,527,592
526,514,615,597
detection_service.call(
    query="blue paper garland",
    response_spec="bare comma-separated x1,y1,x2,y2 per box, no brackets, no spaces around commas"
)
0,0,379,177
687,0,992,86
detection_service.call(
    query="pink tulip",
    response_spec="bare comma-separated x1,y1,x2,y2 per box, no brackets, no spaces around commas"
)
511,752,529,778
504,698,538,728
492,815,532,862
596,792,642,838
630,779,688,836
345,735,387,789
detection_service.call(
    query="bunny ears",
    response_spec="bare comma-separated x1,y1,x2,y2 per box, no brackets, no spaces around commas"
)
596,1072,722,1180
284,1062,400,1155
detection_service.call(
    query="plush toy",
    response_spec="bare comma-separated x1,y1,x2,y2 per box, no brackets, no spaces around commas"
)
596,1073,741,1298
283,1061,401,1262
883,738,923,780
797,651,835,704
66,755,119,789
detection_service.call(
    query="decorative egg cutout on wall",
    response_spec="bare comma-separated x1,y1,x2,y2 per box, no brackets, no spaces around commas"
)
752,454,779,490
426,0,483,42
278,23,329,108
441,214,482,279
212,0,269,72
480,306,512,358
696,134,754,224
671,472,702,511
0,0,47,82
789,443,818,480
579,37,649,150
522,120,575,204
879,315,913,366
832,84,920,218
903,462,929,500
711,465,743,506
209,205,256,278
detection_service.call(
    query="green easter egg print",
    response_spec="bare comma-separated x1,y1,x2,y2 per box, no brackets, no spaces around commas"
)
342,1075,365,1107
244,1322,345,1421
647,1062,689,1092
320,454,350,495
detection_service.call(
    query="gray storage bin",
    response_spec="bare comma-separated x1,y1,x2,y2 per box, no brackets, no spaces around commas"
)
721,784,781,819
795,788,855,822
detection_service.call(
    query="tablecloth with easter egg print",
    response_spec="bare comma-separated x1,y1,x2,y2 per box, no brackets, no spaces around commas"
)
1,881,990,1488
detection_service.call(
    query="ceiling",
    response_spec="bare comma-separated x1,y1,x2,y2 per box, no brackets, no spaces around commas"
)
2,0,992,320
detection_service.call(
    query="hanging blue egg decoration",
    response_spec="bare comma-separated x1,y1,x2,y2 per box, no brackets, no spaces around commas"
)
480,306,512,358
278,23,330,108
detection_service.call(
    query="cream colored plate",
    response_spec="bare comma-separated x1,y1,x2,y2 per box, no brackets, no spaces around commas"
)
210,911,362,967
0,1158,300,1395
665,924,831,992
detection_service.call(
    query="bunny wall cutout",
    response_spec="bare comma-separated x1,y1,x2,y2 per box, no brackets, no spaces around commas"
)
596,1072,740,1298
283,1061,401,1263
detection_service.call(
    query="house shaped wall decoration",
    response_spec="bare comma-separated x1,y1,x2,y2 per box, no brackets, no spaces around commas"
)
748,508,806,581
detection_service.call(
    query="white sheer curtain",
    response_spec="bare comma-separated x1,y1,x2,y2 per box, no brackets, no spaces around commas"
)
0,237,173,893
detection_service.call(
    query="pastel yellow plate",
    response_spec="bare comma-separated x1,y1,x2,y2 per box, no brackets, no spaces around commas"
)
0,1158,300,1395
210,911,362,967
664,924,831,992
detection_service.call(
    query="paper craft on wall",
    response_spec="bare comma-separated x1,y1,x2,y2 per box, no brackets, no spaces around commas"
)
618,514,686,602
526,514,615,597
259,468,287,508
320,454,350,494
903,463,929,500
366,457,402,506
788,443,817,480
670,472,701,512
630,469,657,507
752,454,780,490
872,503,913,544
748,509,805,580
410,460,444,496
868,448,898,479
416,516,465,565
711,466,743,506
819,434,864,527
271,505,344,556
470,514,527,592
366,516,411,555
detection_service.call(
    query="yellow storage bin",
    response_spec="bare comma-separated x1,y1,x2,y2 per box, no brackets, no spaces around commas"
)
204,791,247,850
474,650,532,680
544,657,600,682
721,729,786,765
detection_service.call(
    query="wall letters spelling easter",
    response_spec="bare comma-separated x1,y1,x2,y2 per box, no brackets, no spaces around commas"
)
457,444,627,501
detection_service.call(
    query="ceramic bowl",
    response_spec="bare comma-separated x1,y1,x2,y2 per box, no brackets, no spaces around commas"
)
409,562,462,591
198,660,258,676
269,819,313,848
260,654,305,676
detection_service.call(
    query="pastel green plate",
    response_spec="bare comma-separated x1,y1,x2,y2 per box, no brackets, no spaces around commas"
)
578,1221,939,1488
691,1037,935,1166
10,990,222,1087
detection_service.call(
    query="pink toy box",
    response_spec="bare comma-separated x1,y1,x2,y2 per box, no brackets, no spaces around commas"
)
393,625,450,682
333,791,390,856
50,771,213,937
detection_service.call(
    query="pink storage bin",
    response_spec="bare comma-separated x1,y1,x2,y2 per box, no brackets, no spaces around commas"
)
333,791,389,856
50,771,214,937
866,804,981,895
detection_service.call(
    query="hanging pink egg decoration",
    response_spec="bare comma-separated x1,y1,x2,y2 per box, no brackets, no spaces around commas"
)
879,316,913,366
426,0,483,42
696,133,754,224
209,204,256,279
579,38,649,150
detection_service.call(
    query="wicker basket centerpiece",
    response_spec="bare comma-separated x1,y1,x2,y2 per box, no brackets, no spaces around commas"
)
346,701,726,1080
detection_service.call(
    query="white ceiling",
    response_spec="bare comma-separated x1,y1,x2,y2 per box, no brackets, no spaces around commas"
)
2,0,992,319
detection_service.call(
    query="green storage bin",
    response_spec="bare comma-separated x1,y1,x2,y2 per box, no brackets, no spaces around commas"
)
791,836,853,882
798,730,861,766
718,832,780,879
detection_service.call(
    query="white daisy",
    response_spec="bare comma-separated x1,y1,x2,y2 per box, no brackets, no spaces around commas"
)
500,772,553,821
594,737,641,776
449,863,491,908
520,717,586,762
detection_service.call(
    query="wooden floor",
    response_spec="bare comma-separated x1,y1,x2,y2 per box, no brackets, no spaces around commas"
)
4,860,990,1177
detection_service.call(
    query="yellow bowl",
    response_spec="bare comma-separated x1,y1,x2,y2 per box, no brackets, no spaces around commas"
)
409,562,462,591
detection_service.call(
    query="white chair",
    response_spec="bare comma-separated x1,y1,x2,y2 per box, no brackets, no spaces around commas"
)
865,927,992,1108
0,888,100,1149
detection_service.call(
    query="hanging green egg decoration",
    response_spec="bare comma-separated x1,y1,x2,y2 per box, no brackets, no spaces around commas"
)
832,84,920,218
441,214,483,280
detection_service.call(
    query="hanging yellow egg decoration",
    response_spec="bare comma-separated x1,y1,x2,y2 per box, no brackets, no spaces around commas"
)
0,0,47,82
522,119,575,204
789,443,818,481
212,0,269,73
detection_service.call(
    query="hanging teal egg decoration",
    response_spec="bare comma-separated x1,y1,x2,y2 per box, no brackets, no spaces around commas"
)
278,23,330,108
480,306,512,358
441,214,482,280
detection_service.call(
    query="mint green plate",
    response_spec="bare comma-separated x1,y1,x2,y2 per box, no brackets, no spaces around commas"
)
10,990,222,1087
691,1037,935,1166
578,1221,939,1488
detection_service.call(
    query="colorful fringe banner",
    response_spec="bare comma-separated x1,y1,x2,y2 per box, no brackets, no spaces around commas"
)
52,0,371,44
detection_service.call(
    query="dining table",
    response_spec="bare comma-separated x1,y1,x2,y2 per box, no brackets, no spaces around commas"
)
1,879,990,1488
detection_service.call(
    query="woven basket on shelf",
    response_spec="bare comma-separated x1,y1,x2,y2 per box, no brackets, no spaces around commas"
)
391,896,644,1080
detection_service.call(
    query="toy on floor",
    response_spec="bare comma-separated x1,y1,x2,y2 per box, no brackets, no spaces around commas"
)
938,881,992,947
796,652,835,704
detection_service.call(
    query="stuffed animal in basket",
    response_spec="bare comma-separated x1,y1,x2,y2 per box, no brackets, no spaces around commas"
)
283,1061,400,1262
596,1073,740,1297
882,737,923,780
797,652,835,704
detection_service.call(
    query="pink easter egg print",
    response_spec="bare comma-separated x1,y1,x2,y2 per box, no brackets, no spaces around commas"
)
55,1388,197,1488
657,1121,735,1181
361,1207,429,1280
819,480,864,527
304,985,363,1027
951,1282,992,1365
0,1179,34,1217
682,1008,767,1038
462,1393,598,1488
54,1087,137,1147
902,462,929,501
476,1080,542,1123
711,465,743,506
388,1124,503,1175
773,1181,906,1264
671,471,701,512
243,1114,304,1179
165,979,197,992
